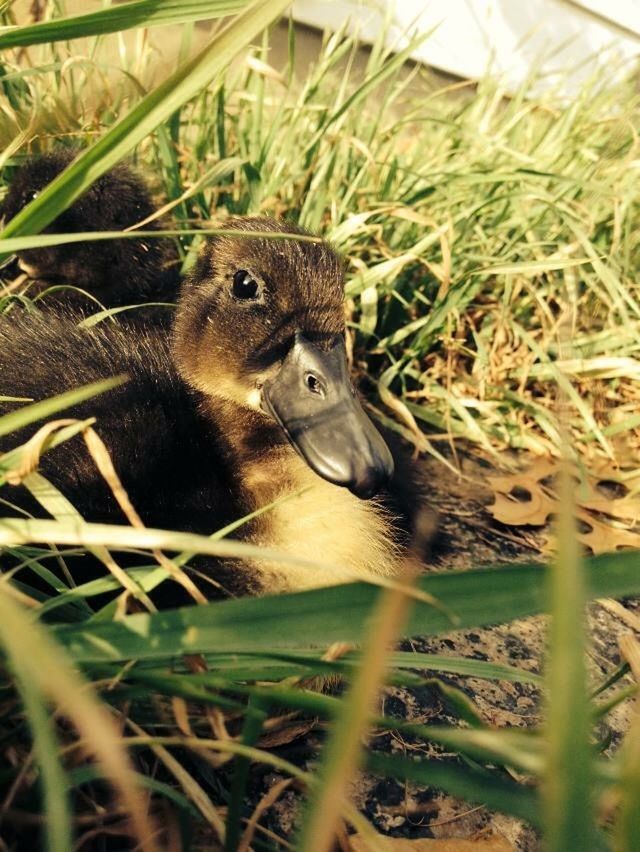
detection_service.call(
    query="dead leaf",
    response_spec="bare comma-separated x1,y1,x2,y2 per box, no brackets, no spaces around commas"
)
489,490,556,526
620,635,640,682
577,510,640,555
171,697,193,737
487,457,640,554
487,458,558,495
580,496,640,521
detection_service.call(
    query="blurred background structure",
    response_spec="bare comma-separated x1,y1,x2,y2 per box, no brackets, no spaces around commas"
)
293,0,640,96
10,1,640,99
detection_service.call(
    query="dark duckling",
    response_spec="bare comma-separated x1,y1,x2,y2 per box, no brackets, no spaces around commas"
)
0,218,420,597
0,149,181,314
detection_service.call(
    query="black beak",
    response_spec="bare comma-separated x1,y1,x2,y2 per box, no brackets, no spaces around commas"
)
261,332,394,499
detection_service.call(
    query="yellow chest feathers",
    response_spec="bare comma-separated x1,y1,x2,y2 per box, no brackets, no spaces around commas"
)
240,453,401,592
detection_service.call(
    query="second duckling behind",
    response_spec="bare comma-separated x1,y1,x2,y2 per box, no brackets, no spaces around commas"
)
1,149,181,315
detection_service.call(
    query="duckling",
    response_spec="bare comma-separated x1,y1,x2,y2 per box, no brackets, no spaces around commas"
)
0,218,417,598
0,149,180,314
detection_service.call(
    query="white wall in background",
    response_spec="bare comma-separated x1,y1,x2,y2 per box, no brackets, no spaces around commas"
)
292,0,640,96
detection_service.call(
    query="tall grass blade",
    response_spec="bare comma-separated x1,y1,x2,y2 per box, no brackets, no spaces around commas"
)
543,295,596,849
5,542,632,662
298,550,423,852
224,697,268,852
0,586,157,850
0,377,126,439
0,0,291,240
543,461,596,850
366,752,540,826
0,226,320,256
0,0,249,49
7,669,71,852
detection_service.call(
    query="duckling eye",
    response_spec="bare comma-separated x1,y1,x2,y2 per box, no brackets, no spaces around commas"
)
232,269,261,301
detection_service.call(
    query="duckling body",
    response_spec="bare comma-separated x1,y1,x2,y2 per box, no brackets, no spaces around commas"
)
0,216,414,598
1,150,180,316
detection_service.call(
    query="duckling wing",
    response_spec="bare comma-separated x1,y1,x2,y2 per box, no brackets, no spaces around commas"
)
0,311,238,533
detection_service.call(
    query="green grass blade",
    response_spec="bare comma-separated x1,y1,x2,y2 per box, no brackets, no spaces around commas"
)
0,0,291,241
477,257,596,275
5,667,71,852
191,648,544,686
303,31,433,158
23,546,640,663
543,463,596,850
21,472,156,611
224,697,268,852
115,669,545,829
96,646,541,688
0,377,126,439
0,1,249,50
0,227,321,255
366,752,540,827
0,587,156,848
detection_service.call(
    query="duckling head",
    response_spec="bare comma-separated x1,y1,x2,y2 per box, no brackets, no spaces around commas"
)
173,218,394,499
1,149,178,301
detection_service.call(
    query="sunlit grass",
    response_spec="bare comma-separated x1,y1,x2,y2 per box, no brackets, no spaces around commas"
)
2,10,639,467
0,1,639,849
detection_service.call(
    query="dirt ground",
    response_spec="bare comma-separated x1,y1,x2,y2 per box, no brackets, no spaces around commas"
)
234,448,636,851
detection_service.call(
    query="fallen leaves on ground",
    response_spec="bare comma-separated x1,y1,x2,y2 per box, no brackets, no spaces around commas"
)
487,457,640,554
